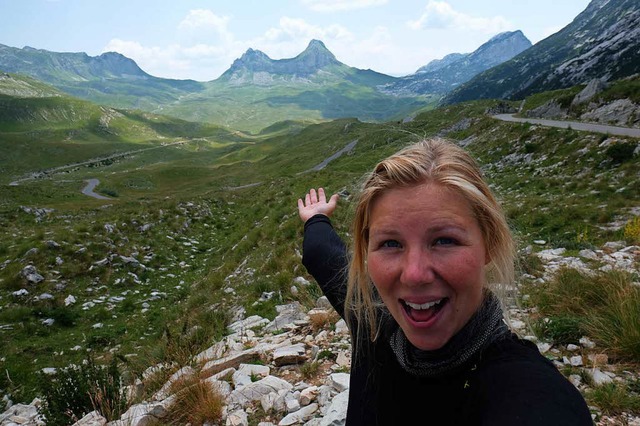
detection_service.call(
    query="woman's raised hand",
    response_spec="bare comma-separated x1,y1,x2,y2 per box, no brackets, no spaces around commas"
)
297,188,339,223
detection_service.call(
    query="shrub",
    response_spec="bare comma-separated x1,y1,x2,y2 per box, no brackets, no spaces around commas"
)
623,216,640,244
38,357,127,426
605,143,636,164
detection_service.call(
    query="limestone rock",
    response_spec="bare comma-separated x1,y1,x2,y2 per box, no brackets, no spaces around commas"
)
226,409,249,426
278,403,318,426
228,376,293,409
72,410,107,426
21,265,44,284
265,303,309,332
588,368,613,386
228,315,270,334
273,344,307,366
328,373,350,393
319,390,349,426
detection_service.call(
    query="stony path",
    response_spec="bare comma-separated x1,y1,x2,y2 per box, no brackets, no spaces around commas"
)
493,114,640,138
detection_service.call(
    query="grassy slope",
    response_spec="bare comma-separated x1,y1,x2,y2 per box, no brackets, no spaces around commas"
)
0,87,638,408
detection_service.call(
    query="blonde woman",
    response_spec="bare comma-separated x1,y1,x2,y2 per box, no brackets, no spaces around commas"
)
298,139,591,425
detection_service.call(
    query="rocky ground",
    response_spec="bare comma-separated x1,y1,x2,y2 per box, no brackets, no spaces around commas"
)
1,239,639,426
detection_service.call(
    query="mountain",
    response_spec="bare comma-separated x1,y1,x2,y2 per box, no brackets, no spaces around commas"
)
443,0,640,104
156,40,431,132
0,43,205,109
416,53,468,74
218,39,394,87
380,31,532,96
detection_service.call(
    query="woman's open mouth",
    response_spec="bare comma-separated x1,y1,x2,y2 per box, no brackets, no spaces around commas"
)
401,298,448,323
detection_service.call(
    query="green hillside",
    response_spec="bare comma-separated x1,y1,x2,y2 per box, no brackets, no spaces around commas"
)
0,83,638,418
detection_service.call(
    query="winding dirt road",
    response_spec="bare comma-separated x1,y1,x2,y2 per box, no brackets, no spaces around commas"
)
81,179,111,200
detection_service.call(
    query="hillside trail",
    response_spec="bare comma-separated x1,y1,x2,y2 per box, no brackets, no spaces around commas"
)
493,114,640,138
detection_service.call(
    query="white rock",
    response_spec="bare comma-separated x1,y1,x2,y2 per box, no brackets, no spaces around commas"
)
300,386,318,406
228,315,269,333
537,343,552,354
290,285,299,296
334,319,349,335
293,276,311,286
570,355,583,366
509,319,526,330
588,368,613,385
569,375,582,388
278,403,318,426
41,318,55,326
578,249,598,260
204,378,233,399
335,352,350,368
273,344,306,366
237,363,270,379
329,373,350,393
72,410,107,426
533,240,546,245
12,289,29,297
228,376,293,409
285,394,301,413
579,336,596,349
113,397,174,426
319,390,349,426
567,344,579,352
64,295,77,306
226,409,249,426
316,296,332,309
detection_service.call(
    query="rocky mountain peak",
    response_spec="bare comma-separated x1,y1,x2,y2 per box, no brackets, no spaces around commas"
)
220,39,342,82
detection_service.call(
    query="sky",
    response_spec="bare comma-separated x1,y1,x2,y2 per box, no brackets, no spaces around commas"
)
0,0,592,82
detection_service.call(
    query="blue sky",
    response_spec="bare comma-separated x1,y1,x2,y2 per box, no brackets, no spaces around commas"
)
0,0,592,81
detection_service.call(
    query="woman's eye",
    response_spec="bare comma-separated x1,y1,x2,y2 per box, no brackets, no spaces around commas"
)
435,237,457,246
381,240,401,248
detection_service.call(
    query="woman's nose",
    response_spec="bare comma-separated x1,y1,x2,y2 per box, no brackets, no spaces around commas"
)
400,248,435,287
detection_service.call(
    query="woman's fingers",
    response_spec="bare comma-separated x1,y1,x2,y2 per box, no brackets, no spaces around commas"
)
318,187,327,203
310,188,318,204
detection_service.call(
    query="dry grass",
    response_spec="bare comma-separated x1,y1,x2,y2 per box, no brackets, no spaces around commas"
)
163,373,225,425
529,268,640,362
308,309,339,332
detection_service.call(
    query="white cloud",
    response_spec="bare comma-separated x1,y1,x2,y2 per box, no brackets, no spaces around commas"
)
177,9,234,44
301,0,387,12
263,17,352,43
408,1,512,34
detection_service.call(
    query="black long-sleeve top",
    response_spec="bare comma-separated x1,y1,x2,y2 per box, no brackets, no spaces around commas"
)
302,214,593,426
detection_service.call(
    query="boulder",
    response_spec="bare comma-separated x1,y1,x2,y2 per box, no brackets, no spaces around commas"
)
228,315,270,333
226,409,248,426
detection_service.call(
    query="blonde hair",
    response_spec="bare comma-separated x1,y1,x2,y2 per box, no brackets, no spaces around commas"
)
345,138,515,341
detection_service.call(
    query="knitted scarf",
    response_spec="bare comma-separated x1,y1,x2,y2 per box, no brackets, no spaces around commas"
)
389,291,509,378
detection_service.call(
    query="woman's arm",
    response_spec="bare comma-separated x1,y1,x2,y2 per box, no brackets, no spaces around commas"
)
298,189,349,317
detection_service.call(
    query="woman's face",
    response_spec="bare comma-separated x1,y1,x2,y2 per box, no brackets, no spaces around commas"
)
367,183,487,351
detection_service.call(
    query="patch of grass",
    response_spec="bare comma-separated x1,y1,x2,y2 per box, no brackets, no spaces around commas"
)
586,382,640,416
164,372,224,425
529,268,640,361
300,361,321,380
38,356,127,426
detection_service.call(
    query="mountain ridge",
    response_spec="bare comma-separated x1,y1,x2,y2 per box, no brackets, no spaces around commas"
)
379,30,532,96
443,0,640,104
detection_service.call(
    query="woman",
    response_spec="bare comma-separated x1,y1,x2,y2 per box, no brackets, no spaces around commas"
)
297,139,592,425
